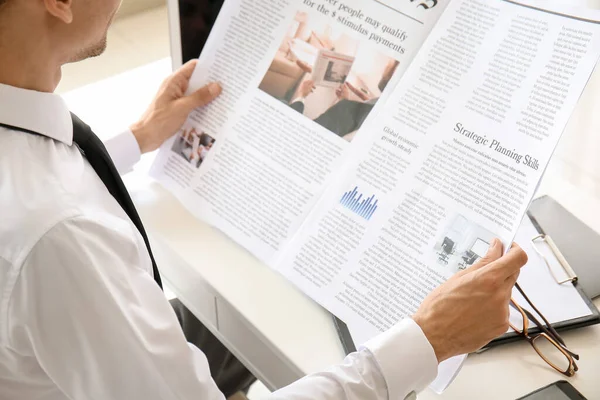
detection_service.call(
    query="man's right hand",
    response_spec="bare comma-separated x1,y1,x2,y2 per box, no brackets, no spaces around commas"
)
335,83,350,100
299,79,316,98
413,239,528,363
130,60,222,154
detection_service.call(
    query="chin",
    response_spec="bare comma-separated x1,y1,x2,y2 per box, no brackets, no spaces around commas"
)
90,43,107,58
86,37,108,58
69,37,108,63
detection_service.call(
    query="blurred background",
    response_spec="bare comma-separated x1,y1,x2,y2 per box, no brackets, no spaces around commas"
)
57,0,168,93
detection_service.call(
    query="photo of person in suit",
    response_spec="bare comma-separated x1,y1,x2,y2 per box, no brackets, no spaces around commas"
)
258,10,400,143
289,59,399,141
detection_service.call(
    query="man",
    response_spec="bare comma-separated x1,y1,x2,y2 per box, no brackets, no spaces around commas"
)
0,1,528,400
0,0,254,398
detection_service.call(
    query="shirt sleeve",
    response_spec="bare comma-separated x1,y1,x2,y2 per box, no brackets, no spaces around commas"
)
104,129,141,175
269,319,438,400
8,215,438,400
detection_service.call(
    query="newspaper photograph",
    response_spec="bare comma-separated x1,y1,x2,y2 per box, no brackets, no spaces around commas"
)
258,10,401,141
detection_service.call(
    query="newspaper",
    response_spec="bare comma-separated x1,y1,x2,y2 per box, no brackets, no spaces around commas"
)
150,0,600,392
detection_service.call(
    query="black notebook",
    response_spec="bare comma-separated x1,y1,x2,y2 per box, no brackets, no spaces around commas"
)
490,195,600,347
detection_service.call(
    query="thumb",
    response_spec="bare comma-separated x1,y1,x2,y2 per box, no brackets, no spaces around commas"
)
466,238,503,272
180,82,222,112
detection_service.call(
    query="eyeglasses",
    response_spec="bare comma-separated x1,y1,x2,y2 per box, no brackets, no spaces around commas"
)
509,283,579,376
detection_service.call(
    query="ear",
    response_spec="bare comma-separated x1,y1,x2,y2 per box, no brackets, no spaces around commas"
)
43,0,73,24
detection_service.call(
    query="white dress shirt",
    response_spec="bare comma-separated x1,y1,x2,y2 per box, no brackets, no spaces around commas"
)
0,83,438,400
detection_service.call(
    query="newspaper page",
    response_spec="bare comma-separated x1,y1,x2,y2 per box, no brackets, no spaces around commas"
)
277,0,600,350
150,0,450,263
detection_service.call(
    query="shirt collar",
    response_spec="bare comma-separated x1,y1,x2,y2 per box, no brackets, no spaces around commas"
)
0,83,73,145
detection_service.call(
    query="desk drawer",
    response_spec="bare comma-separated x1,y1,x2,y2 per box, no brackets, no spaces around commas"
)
216,298,302,391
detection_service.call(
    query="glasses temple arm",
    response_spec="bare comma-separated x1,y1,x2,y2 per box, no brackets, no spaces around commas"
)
514,283,566,344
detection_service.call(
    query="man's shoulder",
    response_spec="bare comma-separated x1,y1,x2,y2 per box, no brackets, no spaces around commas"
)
0,130,120,264
0,200,77,271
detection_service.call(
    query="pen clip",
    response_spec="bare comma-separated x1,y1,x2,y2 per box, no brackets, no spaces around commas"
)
531,234,578,285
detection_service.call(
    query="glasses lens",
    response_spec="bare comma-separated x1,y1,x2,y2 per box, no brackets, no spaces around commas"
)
509,305,525,334
532,334,571,373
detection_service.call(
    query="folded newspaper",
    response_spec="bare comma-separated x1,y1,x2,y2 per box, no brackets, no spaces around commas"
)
151,0,600,392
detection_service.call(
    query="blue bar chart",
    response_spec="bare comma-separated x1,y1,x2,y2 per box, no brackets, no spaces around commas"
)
340,186,379,220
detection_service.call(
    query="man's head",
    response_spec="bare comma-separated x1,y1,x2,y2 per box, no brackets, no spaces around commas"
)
0,0,122,90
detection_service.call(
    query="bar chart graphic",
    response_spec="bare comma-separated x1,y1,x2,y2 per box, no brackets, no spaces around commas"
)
340,186,379,220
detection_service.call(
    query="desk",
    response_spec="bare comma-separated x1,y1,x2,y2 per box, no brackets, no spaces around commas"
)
64,58,600,399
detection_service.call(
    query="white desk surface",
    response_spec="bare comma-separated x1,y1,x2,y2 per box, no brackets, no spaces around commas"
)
64,57,600,399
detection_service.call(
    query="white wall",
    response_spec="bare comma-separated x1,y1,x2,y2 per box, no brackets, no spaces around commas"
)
117,0,165,18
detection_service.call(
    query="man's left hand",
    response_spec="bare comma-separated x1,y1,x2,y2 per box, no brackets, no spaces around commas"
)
130,60,222,154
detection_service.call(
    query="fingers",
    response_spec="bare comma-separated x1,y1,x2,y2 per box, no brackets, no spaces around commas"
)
301,80,316,97
180,82,222,112
160,60,198,96
487,243,528,279
175,59,198,81
467,238,503,272
505,269,520,287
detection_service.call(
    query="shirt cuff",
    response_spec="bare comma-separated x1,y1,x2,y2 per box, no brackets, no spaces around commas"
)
104,129,141,175
363,318,439,400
